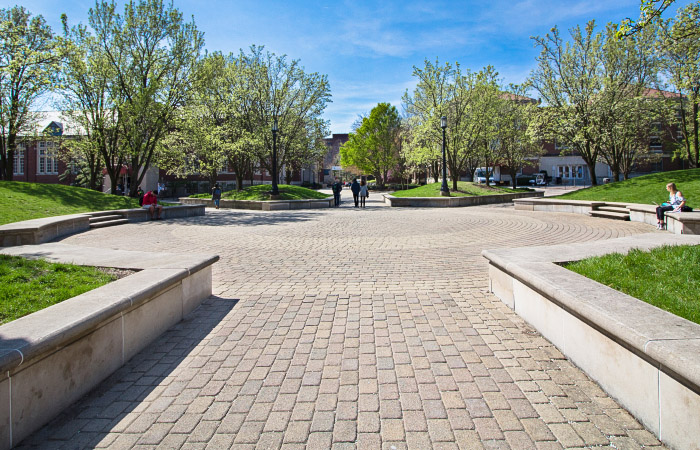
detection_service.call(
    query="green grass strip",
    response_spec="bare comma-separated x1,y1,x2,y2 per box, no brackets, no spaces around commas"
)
391,181,530,198
0,255,117,324
556,168,700,207
565,245,700,325
0,181,141,226
190,184,330,201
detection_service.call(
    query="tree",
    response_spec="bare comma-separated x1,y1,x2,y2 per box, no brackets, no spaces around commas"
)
529,22,604,185
403,59,495,190
0,6,61,180
237,46,330,188
494,87,545,188
660,2,700,168
159,53,240,189
340,103,402,186
59,15,123,192
90,0,203,196
595,23,660,180
617,0,675,38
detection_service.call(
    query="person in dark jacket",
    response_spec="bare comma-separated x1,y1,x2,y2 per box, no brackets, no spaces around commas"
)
350,179,361,207
332,179,342,207
212,183,222,209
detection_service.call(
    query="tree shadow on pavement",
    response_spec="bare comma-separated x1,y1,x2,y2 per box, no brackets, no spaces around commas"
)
165,210,324,227
14,295,239,449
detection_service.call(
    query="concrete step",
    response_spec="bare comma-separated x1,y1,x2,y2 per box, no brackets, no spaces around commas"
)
597,206,629,214
90,219,129,229
589,210,630,221
89,214,124,224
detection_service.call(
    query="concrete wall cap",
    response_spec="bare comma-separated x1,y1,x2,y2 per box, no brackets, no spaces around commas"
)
0,243,218,271
0,215,89,232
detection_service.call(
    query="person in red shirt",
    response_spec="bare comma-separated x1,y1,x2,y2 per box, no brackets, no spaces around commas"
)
142,190,163,220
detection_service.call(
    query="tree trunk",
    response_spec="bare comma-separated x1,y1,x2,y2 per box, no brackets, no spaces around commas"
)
209,169,217,190
693,101,699,168
587,161,598,186
510,169,518,189
3,135,16,180
485,152,491,187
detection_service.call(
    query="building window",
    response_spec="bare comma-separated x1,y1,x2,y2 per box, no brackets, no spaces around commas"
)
555,165,585,179
13,143,25,175
38,141,59,175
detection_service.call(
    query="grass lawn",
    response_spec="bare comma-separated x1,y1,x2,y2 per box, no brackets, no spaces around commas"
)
0,255,118,325
0,181,140,226
556,168,700,207
565,245,700,325
391,181,531,198
190,184,330,201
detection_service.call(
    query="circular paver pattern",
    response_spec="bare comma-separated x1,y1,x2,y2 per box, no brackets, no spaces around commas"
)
19,198,665,449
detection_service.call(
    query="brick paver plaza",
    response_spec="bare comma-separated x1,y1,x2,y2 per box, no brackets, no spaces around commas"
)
19,196,665,449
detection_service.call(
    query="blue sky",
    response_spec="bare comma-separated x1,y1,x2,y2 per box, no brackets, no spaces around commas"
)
6,0,694,134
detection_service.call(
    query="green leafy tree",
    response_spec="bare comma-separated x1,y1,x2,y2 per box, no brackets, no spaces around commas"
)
596,23,660,180
90,0,203,196
403,59,496,190
340,103,402,186
494,87,545,188
617,0,675,38
59,15,123,191
238,46,331,188
529,22,605,185
660,2,700,168
0,6,61,180
159,53,239,189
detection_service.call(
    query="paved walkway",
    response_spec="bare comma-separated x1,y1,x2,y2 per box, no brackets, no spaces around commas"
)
19,197,665,449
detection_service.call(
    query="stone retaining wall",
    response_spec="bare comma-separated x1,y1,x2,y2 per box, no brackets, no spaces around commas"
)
483,234,700,450
0,244,218,449
383,190,543,207
179,197,333,211
0,205,206,247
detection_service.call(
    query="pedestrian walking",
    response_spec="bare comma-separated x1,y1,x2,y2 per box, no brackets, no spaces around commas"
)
332,179,342,207
351,178,361,207
359,178,369,208
212,183,222,209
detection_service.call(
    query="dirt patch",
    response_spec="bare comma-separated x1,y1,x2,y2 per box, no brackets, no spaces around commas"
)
97,267,138,279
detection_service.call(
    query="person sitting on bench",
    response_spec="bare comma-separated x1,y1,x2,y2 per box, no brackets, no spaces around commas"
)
142,190,163,220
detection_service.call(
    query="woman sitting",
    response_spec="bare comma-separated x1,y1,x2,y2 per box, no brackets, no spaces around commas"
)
656,182,691,230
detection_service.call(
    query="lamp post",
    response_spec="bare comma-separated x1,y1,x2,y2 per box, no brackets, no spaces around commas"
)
440,116,450,196
271,118,279,197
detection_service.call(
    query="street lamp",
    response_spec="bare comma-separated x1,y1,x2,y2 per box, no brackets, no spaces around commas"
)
440,116,450,196
271,118,279,197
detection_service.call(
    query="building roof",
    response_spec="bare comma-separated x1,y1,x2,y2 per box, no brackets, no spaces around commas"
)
18,111,85,137
641,88,683,99
499,93,538,103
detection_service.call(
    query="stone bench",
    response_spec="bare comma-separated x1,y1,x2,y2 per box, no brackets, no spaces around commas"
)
483,233,700,450
179,197,333,211
515,198,700,235
627,204,700,234
384,190,543,207
0,243,218,449
0,204,206,247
